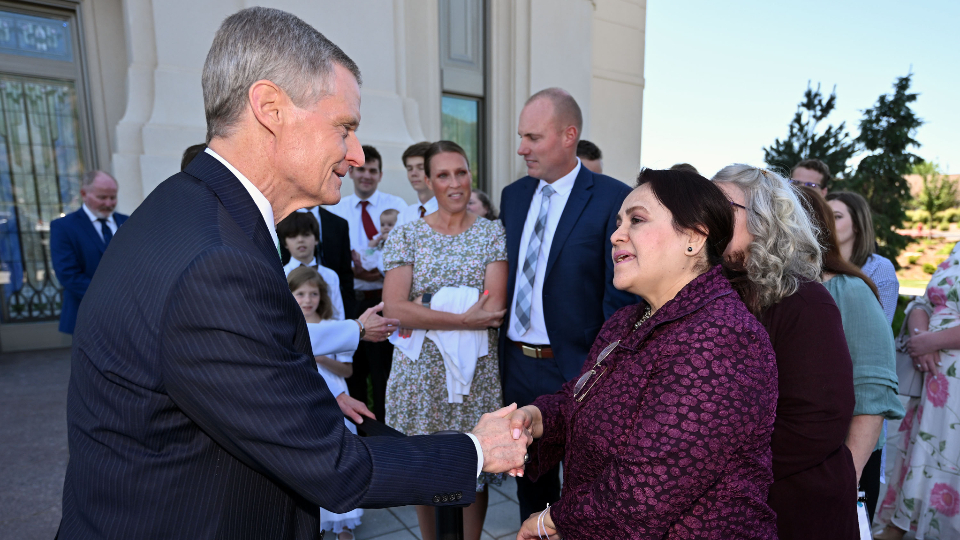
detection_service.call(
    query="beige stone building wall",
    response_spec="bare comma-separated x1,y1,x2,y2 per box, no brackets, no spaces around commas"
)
0,0,644,350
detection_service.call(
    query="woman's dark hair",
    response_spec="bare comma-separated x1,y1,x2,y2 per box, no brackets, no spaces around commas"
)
471,189,498,220
423,140,469,178
635,168,761,314
287,266,333,320
796,186,880,301
825,191,876,267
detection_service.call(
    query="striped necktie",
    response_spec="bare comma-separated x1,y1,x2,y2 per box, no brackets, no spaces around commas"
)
513,185,555,335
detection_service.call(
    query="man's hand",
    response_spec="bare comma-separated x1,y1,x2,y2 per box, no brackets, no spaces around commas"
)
336,392,376,424
471,403,532,473
358,302,399,342
517,509,559,540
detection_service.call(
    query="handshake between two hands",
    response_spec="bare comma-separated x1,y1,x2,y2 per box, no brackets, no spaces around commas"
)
470,403,543,476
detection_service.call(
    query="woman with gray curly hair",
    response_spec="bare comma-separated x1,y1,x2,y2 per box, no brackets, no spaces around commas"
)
712,164,859,540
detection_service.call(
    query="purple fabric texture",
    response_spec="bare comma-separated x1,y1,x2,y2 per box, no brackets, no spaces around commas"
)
528,265,778,539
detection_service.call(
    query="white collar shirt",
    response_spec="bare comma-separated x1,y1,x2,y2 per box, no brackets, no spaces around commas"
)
325,190,407,291
397,196,438,226
204,148,280,256
506,159,581,344
81,204,117,241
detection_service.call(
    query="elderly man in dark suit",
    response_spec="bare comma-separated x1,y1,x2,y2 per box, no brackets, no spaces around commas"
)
50,170,128,334
58,8,529,540
499,88,635,521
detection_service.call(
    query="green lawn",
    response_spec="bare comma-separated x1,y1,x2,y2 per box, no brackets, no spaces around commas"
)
899,278,930,290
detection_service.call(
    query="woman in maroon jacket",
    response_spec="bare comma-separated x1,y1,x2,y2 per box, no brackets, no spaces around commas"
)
713,164,859,539
510,169,778,539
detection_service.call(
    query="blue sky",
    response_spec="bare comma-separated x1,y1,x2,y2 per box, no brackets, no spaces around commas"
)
640,0,960,177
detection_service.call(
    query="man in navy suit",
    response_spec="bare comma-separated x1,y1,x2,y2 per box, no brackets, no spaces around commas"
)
499,88,635,520
59,8,529,539
50,170,128,334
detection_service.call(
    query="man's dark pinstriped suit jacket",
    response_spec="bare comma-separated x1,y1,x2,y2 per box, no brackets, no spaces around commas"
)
59,152,477,539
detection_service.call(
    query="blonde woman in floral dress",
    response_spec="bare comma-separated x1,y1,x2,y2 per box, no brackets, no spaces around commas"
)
382,141,507,540
877,248,960,539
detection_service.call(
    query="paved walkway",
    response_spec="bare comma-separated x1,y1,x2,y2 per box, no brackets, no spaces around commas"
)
0,347,522,540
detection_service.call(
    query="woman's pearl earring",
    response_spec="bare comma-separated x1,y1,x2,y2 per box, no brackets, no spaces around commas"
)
687,247,693,252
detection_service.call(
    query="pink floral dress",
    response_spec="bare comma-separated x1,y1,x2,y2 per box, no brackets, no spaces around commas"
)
877,252,960,538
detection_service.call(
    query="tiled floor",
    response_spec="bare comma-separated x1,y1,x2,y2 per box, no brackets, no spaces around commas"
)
352,476,521,539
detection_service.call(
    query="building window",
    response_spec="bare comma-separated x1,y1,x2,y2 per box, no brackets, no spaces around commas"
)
441,94,482,186
0,4,90,324
439,0,485,188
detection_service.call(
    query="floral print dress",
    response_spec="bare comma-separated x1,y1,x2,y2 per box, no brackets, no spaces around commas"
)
382,217,507,489
878,251,960,538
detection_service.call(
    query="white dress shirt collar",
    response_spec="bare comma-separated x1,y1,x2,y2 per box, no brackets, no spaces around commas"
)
81,203,113,225
283,256,318,276
536,158,580,197
204,148,280,252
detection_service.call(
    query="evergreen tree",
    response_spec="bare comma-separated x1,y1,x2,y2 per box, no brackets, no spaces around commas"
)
845,74,923,266
763,82,857,179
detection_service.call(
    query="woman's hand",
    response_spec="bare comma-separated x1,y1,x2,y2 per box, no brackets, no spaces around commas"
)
913,350,942,374
506,405,542,477
358,302,400,342
517,509,559,540
906,330,941,359
461,291,507,330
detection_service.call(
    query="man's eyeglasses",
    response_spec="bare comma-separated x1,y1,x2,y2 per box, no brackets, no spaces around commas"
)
788,179,822,189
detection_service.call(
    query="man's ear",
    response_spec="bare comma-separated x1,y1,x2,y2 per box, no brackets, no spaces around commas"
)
248,80,284,136
563,125,579,149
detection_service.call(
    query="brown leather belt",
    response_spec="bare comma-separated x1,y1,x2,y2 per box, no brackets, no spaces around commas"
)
510,340,554,359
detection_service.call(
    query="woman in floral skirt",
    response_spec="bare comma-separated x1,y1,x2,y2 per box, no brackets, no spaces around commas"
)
876,246,960,539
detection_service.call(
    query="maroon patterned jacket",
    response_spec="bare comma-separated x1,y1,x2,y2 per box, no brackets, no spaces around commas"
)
528,265,778,539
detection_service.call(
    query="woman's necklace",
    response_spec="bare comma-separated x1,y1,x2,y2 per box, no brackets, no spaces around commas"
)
633,305,653,330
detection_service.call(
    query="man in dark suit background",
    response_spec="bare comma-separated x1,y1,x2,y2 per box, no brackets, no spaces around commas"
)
50,170,128,334
59,8,529,539
499,88,635,520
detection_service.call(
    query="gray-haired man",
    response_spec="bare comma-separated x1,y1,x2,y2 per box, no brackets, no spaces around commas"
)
59,8,529,539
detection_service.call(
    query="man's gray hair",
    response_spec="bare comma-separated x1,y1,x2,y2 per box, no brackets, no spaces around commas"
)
711,164,822,310
202,7,362,142
525,87,583,138
80,170,116,188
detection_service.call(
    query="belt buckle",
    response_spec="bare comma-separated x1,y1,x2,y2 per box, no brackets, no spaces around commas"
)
521,344,541,358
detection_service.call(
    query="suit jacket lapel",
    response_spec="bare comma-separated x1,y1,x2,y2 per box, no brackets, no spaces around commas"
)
184,152,283,275
74,210,106,254
545,168,594,278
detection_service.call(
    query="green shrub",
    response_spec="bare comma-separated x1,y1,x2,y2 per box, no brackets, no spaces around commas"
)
924,262,937,274
914,209,932,224
907,255,921,264
937,243,956,255
946,208,960,223
935,211,949,223
940,222,950,231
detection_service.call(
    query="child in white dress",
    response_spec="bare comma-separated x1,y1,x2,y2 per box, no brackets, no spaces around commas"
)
288,266,363,540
